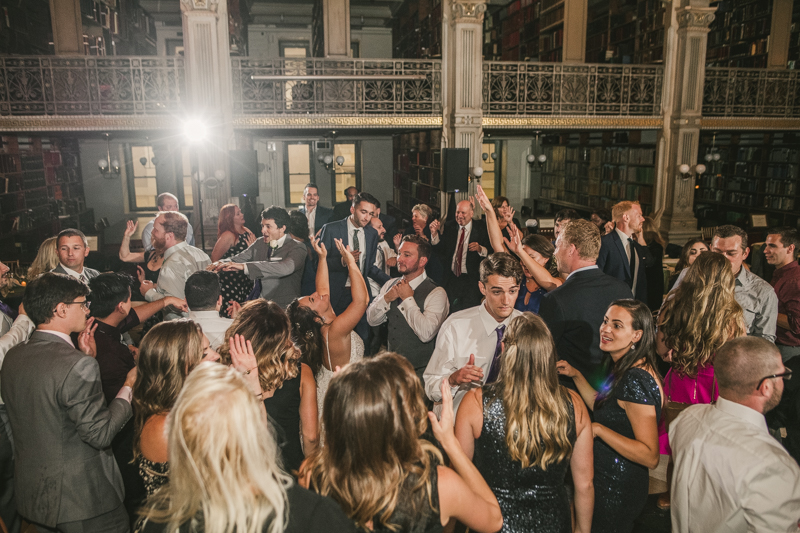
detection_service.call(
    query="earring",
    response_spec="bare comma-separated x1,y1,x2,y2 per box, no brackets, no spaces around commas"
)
630,343,636,351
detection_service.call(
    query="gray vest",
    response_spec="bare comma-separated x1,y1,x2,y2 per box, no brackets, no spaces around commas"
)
387,277,438,371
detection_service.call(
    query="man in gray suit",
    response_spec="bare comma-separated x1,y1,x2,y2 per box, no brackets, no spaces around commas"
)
210,206,306,309
51,228,100,283
1,273,136,533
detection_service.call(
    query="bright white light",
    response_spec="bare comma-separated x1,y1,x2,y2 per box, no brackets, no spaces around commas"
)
323,155,333,165
527,154,536,163
712,153,721,161
183,118,208,143
97,159,108,170
704,153,713,162
678,164,691,174
110,159,120,170
336,155,345,166
537,154,547,163
695,164,706,175
472,167,484,178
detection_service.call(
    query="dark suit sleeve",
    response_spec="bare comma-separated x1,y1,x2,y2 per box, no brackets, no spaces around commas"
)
638,242,655,267
538,293,566,354
61,356,132,450
596,239,609,272
319,223,346,275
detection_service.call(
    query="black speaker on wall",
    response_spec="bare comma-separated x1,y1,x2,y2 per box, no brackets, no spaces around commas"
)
441,148,469,193
229,150,259,197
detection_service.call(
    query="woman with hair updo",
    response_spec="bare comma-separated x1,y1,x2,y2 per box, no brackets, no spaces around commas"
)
132,319,213,496
455,313,594,533
286,238,365,419
135,362,357,533
557,299,663,533
654,251,746,509
299,352,502,533
666,238,709,292
210,203,256,312
218,299,318,474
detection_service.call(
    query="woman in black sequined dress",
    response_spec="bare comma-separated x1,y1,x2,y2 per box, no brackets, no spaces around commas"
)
456,312,594,533
557,300,663,533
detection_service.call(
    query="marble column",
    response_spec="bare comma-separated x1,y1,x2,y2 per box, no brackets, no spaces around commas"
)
323,0,351,57
180,0,235,251
49,0,84,55
562,0,587,63
655,0,716,244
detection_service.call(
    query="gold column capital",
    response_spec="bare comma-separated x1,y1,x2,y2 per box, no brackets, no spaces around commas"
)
450,1,486,25
180,0,220,13
676,6,716,30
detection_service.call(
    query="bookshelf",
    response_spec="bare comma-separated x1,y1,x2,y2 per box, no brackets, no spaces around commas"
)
706,0,772,68
789,0,800,68
695,132,800,229
482,0,563,62
535,130,657,215
585,0,663,64
391,131,443,219
392,0,443,59
0,136,94,261
0,0,53,55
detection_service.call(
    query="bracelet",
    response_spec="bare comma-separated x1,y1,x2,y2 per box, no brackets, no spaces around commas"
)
244,366,258,375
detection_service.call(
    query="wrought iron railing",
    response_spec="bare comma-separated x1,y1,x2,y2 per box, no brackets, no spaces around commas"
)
0,56,184,116
482,62,663,116
231,58,442,115
703,67,800,117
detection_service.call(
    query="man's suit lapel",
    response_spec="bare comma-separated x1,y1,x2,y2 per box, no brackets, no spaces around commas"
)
611,232,631,281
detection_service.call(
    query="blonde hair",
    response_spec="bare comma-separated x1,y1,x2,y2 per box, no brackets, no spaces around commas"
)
27,236,58,279
411,204,433,222
612,200,640,222
139,362,290,533
301,352,442,531
491,313,574,469
642,217,665,248
560,219,601,261
659,252,746,377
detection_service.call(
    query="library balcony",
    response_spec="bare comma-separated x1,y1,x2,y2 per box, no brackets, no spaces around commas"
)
703,67,800,117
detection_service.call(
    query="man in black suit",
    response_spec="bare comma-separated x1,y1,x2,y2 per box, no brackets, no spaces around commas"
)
430,199,491,313
596,200,653,304
297,183,332,237
52,228,100,283
319,192,391,341
330,186,359,222
540,219,632,389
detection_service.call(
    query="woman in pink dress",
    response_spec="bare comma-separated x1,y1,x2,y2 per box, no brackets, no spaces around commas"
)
655,251,746,508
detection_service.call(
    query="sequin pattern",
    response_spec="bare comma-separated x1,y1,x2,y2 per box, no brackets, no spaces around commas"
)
138,456,169,496
473,386,576,533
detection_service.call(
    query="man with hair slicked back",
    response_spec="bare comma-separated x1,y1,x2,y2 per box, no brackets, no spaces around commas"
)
671,336,800,533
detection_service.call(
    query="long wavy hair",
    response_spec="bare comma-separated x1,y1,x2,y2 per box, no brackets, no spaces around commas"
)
217,299,300,392
27,236,58,279
595,300,662,408
132,319,205,456
487,313,574,469
301,352,442,531
138,362,291,533
217,203,238,238
286,299,325,374
659,252,746,377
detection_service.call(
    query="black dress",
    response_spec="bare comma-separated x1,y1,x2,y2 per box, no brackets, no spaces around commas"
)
473,386,576,533
218,233,255,314
263,363,304,474
592,368,662,533
138,249,163,336
372,454,442,533
645,241,664,311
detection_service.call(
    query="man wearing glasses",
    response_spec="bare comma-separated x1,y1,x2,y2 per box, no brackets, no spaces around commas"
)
670,336,800,533
2,273,137,533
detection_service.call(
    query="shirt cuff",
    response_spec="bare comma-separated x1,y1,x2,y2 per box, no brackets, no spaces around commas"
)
479,246,488,257
431,233,440,245
398,296,418,311
243,264,249,276
116,385,133,404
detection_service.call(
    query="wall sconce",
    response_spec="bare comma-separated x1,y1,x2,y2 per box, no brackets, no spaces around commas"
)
472,167,484,179
703,152,721,163
481,152,497,161
319,154,345,171
98,133,120,178
679,163,706,180
527,153,548,169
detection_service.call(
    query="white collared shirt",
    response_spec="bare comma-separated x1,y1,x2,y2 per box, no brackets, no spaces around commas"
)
306,206,316,237
58,264,87,282
567,264,599,280
37,329,75,347
423,302,522,416
615,227,638,295
188,310,233,350
369,241,397,296
671,397,800,533
430,220,486,274
345,217,366,288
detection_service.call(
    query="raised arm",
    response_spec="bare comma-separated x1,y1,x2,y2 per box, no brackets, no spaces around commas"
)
329,239,369,339
298,363,319,458
556,360,598,410
310,237,330,298
119,220,145,263
475,185,507,254
505,223,563,292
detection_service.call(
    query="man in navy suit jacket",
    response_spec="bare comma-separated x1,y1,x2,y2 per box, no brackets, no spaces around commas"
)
319,192,391,341
596,200,653,305
540,219,632,390
297,183,332,237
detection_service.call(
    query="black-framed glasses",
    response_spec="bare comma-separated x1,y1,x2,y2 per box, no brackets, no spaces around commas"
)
63,300,91,311
756,368,793,389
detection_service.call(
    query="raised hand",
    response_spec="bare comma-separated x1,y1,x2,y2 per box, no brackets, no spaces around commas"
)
503,223,524,255
124,220,138,238
244,228,257,247
393,233,403,249
227,300,242,319
475,184,493,213
505,206,515,223
555,360,578,378
78,318,98,358
429,219,441,237
335,238,357,267
229,333,261,395
136,265,146,284
310,236,327,258
448,354,484,386
428,379,457,436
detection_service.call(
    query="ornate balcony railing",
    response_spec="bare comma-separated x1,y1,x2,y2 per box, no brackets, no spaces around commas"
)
482,62,663,116
231,58,442,115
0,56,184,116
703,67,800,117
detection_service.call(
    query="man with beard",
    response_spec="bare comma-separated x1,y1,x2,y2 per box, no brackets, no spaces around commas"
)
365,216,397,354
596,200,653,304
141,211,210,320
670,336,800,532
367,235,449,380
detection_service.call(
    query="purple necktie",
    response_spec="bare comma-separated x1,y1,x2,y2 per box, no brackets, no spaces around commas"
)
485,324,506,384
0,300,15,320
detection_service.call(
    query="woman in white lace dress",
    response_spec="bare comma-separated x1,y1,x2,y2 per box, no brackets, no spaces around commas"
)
287,237,367,419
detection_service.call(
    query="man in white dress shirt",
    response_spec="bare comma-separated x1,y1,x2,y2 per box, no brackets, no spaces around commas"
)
671,336,800,533
423,252,523,417
184,271,233,350
367,235,449,380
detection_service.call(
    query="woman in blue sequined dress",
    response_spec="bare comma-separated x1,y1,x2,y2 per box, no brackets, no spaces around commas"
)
455,312,594,533
557,299,663,533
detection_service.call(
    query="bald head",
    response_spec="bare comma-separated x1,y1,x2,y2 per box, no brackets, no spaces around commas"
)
455,200,473,227
716,337,784,404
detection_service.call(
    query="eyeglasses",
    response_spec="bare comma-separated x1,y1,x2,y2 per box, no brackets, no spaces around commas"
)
63,300,91,311
756,368,793,389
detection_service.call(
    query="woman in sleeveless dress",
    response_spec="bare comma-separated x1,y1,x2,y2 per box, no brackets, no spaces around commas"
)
211,204,256,314
655,252,746,509
557,300,663,533
455,312,594,533
299,352,502,533
218,300,318,474
287,237,366,418
120,220,165,334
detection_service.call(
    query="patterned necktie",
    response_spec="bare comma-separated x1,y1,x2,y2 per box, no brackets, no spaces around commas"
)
628,238,636,287
485,325,506,384
453,227,466,276
352,229,361,272
0,300,16,320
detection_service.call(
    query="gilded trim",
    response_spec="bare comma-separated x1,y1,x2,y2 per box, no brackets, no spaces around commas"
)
232,115,444,129
482,116,663,129
0,115,179,131
699,117,800,130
